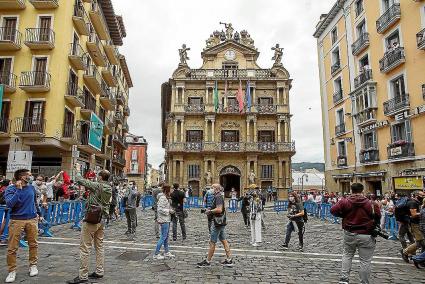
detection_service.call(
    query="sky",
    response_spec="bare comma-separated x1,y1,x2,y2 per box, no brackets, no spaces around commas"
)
112,0,336,169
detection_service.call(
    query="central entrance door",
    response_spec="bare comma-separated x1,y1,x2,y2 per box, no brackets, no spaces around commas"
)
219,166,241,198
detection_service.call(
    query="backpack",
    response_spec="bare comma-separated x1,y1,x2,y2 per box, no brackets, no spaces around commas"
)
394,197,410,222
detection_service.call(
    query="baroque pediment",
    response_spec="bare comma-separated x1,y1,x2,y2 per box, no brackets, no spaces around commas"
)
202,40,258,58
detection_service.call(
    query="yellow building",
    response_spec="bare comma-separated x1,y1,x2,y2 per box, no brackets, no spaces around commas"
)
314,0,425,195
0,0,133,178
161,24,295,198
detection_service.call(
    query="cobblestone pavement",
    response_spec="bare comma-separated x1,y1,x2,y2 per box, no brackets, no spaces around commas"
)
0,203,424,284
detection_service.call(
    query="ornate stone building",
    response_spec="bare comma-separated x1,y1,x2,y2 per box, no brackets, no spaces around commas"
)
161,24,295,198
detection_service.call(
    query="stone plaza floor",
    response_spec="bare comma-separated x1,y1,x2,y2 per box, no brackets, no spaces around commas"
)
0,204,424,284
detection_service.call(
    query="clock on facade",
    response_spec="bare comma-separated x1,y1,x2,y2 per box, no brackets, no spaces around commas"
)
224,49,236,60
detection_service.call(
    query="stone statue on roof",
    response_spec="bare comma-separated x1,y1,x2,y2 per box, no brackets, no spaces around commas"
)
179,44,190,66
206,31,221,48
240,30,254,48
220,22,234,39
272,43,284,66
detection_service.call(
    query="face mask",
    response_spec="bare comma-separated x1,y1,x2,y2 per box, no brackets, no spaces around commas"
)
35,181,43,186
289,196,295,202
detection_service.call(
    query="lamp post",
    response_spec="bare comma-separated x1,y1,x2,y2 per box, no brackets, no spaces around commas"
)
301,174,308,192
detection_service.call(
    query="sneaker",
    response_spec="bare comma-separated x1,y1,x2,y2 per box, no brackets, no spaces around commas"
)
164,252,175,258
153,254,165,260
88,272,103,279
297,246,304,252
124,230,130,235
252,242,259,247
66,277,88,284
5,271,16,283
338,278,349,284
281,243,289,250
29,265,38,277
400,249,410,263
197,259,211,268
221,258,234,267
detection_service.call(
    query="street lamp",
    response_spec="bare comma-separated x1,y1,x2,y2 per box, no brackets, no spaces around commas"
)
301,174,308,192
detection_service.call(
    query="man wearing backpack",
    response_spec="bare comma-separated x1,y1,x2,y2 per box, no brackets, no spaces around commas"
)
394,194,415,249
401,191,425,262
330,183,381,284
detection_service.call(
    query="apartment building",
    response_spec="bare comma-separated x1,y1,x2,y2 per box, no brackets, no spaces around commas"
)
124,134,148,191
314,0,425,195
0,0,133,178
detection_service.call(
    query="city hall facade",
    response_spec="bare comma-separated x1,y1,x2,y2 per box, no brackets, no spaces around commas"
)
161,24,295,198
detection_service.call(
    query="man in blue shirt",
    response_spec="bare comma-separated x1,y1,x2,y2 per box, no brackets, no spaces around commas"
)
4,169,41,283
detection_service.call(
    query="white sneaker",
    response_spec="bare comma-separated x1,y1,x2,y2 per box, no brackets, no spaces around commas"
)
29,265,38,277
153,254,165,260
252,242,259,247
164,252,175,258
5,271,16,283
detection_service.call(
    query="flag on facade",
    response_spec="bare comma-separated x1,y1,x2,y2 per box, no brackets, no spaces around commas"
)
213,81,219,112
237,80,244,113
246,80,252,112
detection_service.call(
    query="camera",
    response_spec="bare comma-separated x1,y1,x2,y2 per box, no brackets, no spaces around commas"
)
200,208,207,214
371,226,390,240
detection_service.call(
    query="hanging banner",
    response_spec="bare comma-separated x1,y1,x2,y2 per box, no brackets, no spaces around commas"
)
88,112,103,151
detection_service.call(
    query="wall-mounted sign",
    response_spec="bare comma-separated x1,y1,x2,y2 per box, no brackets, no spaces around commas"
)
88,113,103,151
395,105,425,121
358,120,389,134
6,151,33,172
389,146,402,157
394,177,423,190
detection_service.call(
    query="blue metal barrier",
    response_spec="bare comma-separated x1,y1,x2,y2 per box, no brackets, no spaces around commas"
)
384,213,398,240
142,195,154,210
274,200,288,213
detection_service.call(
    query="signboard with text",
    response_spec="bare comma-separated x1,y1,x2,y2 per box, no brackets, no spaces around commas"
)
394,177,423,190
6,151,33,172
88,112,104,151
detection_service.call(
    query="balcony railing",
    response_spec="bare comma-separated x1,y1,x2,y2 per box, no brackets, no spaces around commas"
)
184,104,205,113
258,142,277,152
24,28,55,49
337,156,347,167
29,0,59,9
0,27,22,49
331,62,341,76
115,112,123,123
379,47,405,73
189,69,272,80
388,142,415,160
354,69,373,89
220,104,239,113
84,65,102,94
62,123,79,142
14,117,46,135
113,156,126,166
113,134,126,148
0,0,26,9
383,94,410,116
19,71,51,92
417,28,425,50
123,106,130,116
256,104,277,114
355,108,377,126
332,90,343,105
68,43,87,70
65,82,85,107
335,123,346,136
89,0,109,40
221,142,240,152
360,149,379,164
0,72,17,92
185,142,203,151
352,33,370,56
376,4,401,34
0,118,10,133
73,2,89,35
122,121,129,132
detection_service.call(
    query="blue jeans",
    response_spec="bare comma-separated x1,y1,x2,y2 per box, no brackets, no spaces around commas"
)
210,225,226,243
413,251,425,262
155,222,170,255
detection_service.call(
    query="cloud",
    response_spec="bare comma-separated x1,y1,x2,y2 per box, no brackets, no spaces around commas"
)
113,0,335,168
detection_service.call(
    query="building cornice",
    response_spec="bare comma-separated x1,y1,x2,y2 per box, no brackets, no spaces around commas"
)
313,0,346,38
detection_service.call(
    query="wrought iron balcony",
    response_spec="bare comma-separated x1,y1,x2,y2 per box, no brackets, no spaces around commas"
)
354,69,373,89
379,47,405,73
112,156,126,166
68,43,87,70
333,90,343,105
14,117,46,136
189,69,272,80
360,149,379,164
376,3,401,34
335,123,346,137
417,28,425,50
185,142,203,151
337,156,347,168
256,104,277,114
184,104,205,113
355,108,377,126
116,92,125,105
19,71,51,92
122,121,129,132
258,142,276,152
352,33,370,56
113,133,126,149
99,82,116,111
89,0,108,40
24,28,55,49
0,118,10,134
87,32,106,67
220,104,240,114
0,27,22,50
221,142,240,152
61,123,79,145
73,2,89,35
115,112,123,124
29,0,58,9
103,117,114,134
388,142,415,160
0,72,17,93
102,63,117,87
383,94,409,116
0,0,26,9
65,82,85,107
104,40,119,65
83,65,102,94
123,106,130,116
331,62,341,76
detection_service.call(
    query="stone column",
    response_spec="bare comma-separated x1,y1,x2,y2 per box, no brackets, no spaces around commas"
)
253,120,257,142
173,120,178,142
277,120,281,142
180,159,184,185
172,160,177,182
246,120,250,142
246,160,250,184
211,159,216,183
254,160,258,181
181,119,185,142
204,119,208,142
276,88,280,105
205,87,209,104
182,87,185,104
211,119,215,142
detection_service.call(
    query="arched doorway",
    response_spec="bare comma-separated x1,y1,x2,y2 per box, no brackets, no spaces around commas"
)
219,166,241,198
